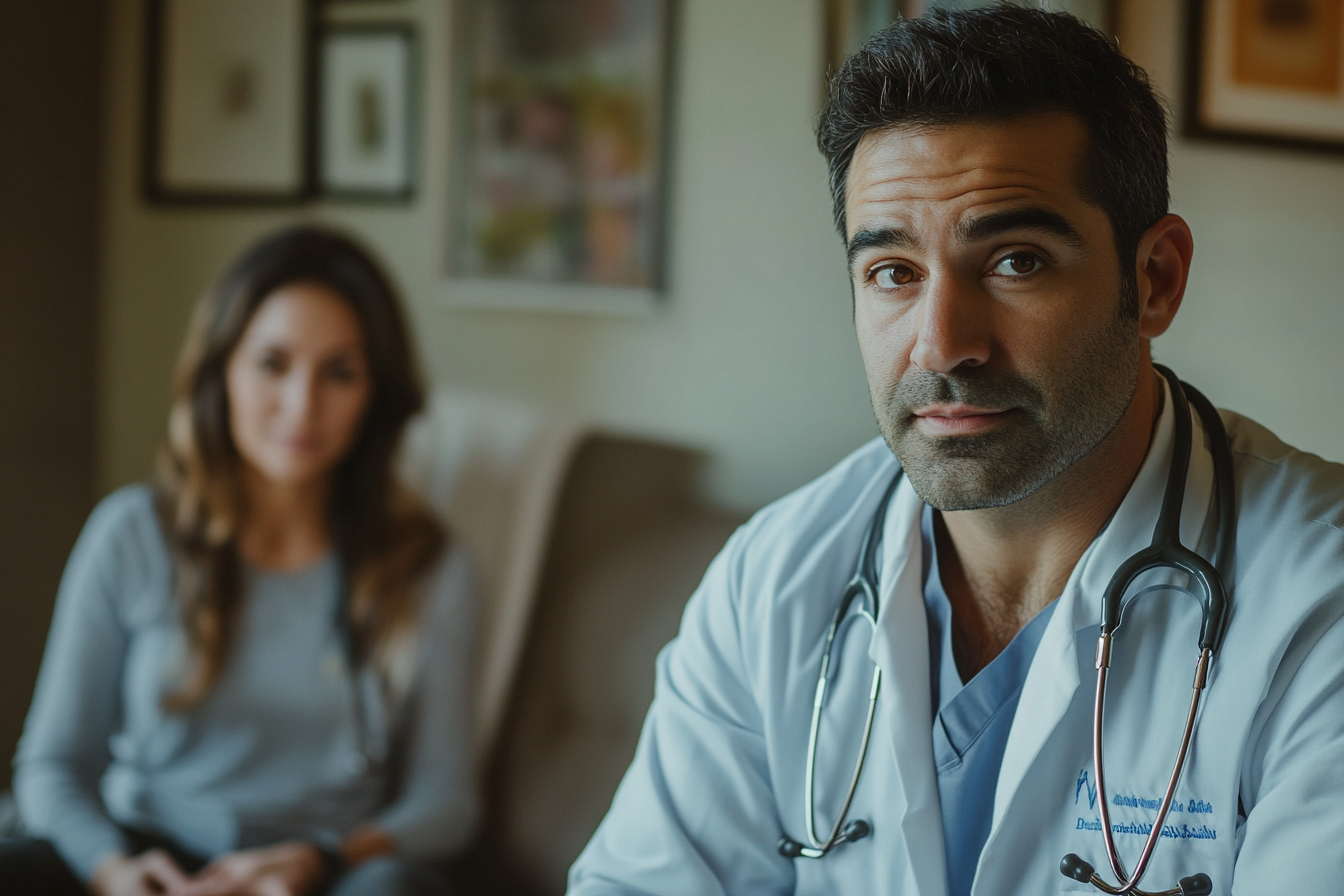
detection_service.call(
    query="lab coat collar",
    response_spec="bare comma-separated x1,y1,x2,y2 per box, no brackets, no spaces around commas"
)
866,375,1218,895
869,472,945,895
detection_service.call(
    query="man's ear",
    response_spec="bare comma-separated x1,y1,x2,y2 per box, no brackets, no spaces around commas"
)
1134,214,1194,339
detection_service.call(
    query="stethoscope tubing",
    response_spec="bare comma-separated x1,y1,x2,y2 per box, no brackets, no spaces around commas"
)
780,470,903,860
1066,366,1234,896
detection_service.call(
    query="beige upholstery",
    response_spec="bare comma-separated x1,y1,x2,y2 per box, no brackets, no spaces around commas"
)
400,390,588,760
484,437,747,893
401,392,746,894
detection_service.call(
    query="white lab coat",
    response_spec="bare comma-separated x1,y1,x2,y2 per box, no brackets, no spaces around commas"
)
568,380,1344,895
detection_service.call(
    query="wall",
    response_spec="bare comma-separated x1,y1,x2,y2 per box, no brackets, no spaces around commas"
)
98,0,877,514
98,0,1344,521
1121,1,1344,459
0,2,104,786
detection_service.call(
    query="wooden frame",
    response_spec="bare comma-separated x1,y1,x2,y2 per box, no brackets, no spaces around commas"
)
318,23,418,201
142,0,317,205
1185,0,1344,155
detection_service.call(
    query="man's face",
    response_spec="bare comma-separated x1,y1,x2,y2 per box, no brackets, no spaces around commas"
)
846,113,1142,511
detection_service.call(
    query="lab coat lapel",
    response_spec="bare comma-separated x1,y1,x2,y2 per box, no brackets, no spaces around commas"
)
869,474,946,896
985,377,1217,853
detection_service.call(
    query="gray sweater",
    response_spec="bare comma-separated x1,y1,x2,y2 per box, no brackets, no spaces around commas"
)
13,486,479,880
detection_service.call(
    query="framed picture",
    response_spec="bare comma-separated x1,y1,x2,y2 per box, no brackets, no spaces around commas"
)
319,24,417,200
825,0,1112,74
1186,0,1344,153
446,0,674,314
142,0,315,204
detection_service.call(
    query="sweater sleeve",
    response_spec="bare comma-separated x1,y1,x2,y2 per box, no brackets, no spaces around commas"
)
373,544,481,858
12,488,159,881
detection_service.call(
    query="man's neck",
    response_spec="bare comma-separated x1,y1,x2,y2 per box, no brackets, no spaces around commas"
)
935,363,1165,681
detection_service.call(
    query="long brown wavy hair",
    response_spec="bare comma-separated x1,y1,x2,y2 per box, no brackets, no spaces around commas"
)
157,226,446,710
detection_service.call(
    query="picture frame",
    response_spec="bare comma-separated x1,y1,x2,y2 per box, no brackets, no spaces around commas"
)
142,0,316,204
824,0,1113,75
1185,0,1344,154
445,0,675,314
318,24,417,201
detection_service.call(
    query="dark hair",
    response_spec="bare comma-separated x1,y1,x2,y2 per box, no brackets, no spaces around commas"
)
817,6,1170,315
157,225,445,708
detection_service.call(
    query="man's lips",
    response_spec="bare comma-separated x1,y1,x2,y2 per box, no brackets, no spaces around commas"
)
912,405,1012,436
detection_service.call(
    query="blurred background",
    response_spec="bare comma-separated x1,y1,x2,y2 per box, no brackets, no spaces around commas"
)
3,0,1343,889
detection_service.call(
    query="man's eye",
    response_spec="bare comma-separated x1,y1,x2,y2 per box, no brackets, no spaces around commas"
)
873,264,917,288
992,252,1043,276
259,352,287,374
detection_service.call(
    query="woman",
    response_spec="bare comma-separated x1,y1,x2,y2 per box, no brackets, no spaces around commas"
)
5,227,478,895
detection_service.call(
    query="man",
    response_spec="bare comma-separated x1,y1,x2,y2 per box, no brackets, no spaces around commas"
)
568,8,1344,895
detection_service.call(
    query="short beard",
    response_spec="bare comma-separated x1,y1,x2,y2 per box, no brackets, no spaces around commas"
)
874,310,1139,511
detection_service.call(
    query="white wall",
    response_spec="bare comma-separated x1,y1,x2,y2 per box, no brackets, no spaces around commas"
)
98,0,876,513
1122,0,1344,460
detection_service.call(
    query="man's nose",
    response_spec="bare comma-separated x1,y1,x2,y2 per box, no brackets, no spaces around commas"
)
908,272,991,374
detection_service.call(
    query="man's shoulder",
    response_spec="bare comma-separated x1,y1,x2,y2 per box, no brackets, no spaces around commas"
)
1224,410,1344,529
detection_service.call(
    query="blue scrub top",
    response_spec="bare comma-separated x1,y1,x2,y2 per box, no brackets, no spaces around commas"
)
920,506,1057,896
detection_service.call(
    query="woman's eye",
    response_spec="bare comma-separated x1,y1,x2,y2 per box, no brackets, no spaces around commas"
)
873,264,918,289
993,252,1043,276
322,357,365,384
258,352,287,374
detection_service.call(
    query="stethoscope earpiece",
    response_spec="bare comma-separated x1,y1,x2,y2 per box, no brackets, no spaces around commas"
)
1060,853,1095,883
839,819,870,843
1177,874,1213,896
778,820,873,861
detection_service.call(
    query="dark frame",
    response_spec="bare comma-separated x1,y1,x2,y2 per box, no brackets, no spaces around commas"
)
1184,0,1344,156
317,22,419,203
142,0,319,205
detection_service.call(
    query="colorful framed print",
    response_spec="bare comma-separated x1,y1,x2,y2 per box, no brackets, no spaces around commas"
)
446,0,674,313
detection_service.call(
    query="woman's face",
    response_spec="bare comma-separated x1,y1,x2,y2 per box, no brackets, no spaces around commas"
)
225,282,373,489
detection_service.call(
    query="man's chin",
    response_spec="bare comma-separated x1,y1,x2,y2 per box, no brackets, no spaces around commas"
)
896,452,1047,511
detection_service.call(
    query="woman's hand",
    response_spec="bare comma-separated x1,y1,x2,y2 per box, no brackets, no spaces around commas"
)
90,850,192,896
175,842,326,896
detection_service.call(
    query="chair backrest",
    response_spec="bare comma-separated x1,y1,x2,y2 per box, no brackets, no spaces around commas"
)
483,436,748,893
399,390,587,760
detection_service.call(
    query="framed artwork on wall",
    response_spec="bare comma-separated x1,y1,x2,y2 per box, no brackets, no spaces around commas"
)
318,24,417,200
824,0,1112,75
445,0,674,314
1186,0,1344,153
142,0,316,204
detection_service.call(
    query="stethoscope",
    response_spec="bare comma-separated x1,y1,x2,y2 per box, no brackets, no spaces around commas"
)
778,366,1235,896
776,468,901,860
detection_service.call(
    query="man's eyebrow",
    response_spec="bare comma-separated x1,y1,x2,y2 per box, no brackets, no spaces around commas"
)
846,227,919,269
956,208,1084,247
